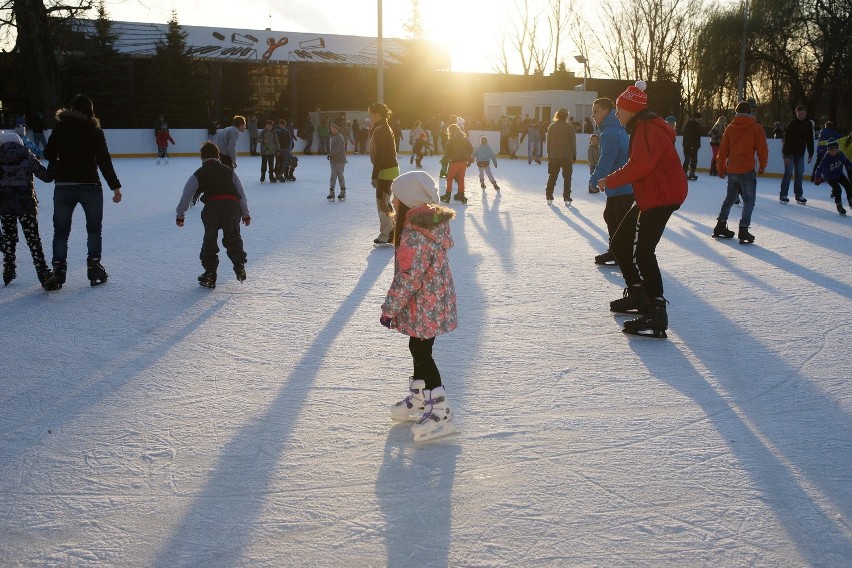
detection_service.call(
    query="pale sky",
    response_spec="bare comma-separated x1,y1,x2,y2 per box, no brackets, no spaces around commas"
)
98,0,580,75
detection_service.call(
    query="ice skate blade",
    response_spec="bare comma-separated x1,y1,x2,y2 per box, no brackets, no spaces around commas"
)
413,422,458,442
622,327,667,339
90,279,107,287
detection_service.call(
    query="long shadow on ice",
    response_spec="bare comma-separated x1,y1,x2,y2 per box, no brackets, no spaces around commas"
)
376,427,461,567
151,250,392,567
624,276,852,566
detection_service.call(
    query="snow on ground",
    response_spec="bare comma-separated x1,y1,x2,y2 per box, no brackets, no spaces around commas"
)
1,152,850,567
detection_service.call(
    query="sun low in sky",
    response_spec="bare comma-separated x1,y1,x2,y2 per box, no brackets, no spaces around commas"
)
102,0,513,73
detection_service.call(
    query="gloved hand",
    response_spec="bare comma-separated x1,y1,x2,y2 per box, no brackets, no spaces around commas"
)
242,216,252,226
176,217,184,227
380,314,393,328
813,177,822,185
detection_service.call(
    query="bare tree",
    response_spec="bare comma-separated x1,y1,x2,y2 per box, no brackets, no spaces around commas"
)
1,0,94,115
547,0,573,74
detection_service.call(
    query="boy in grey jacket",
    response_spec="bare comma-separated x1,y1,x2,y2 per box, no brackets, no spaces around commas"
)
327,121,347,201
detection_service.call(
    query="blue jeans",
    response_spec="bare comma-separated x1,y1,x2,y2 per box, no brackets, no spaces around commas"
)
780,154,805,198
52,184,104,263
719,171,757,229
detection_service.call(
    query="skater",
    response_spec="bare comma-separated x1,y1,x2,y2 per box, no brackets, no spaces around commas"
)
0,132,55,286
212,115,246,169
545,108,577,205
381,170,458,442
708,116,726,176
175,142,251,289
408,120,426,164
811,121,841,182
665,115,677,132
440,124,473,204
247,114,259,156
596,80,688,338
587,133,601,186
259,120,280,183
780,105,814,204
813,139,852,216
682,113,701,180
368,102,399,246
526,117,542,164
411,131,432,168
589,97,633,265
154,117,175,164
42,95,122,291
317,117,330,155
472,135,499,191
327,121,347,201
712,101,769,244
275,119,298,182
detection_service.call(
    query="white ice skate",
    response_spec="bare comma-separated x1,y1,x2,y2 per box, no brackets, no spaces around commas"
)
390,378,427,422
411,386,457,442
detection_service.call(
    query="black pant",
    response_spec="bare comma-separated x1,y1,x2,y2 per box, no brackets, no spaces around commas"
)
261,155,275,176
828,176,852,204
611,203,679,299
683,145,698,172
409,337,441,390
545,157,573,200
200,201,246,271
603,194,635,240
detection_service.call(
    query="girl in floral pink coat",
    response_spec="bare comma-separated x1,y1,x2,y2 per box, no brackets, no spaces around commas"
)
380,171,458,442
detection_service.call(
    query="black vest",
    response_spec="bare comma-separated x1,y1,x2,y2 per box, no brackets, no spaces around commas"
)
193,160,237,202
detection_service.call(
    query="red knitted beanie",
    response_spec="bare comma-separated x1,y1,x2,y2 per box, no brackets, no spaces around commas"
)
616,80,648,113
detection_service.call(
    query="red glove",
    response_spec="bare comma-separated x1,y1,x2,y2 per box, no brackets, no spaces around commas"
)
813,177,823,185
176,217,184,227
380,314,393,328
242,215,251,226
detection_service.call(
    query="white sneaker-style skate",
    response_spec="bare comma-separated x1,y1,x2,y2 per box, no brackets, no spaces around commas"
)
390,378,427,422
411,386,457,442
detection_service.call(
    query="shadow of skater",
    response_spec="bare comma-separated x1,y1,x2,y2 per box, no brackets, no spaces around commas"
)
376,426,461,567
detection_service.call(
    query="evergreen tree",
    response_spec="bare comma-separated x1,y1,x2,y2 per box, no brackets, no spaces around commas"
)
146,11,209,127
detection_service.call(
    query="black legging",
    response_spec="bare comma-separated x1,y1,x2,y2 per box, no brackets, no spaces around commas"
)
611,203,679,300
409,337,441,390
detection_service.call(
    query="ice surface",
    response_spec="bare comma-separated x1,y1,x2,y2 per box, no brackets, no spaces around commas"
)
1,153,850,567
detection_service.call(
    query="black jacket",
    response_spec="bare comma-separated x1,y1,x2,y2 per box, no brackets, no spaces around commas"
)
682,119,702,148
44,109,121,190
781,118,815,158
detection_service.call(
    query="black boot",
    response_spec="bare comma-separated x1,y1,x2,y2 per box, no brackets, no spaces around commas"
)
198,269,217,289
610,285,648,314
594,250,617,265
738,227,755,244
3,263,15,286
712,221,735,239
233,263,246,282
87,257,108,286
43,261,67,291
623,297,668,338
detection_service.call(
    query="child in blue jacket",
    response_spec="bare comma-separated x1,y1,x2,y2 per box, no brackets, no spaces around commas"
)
472,136,499,191
814,138,852,215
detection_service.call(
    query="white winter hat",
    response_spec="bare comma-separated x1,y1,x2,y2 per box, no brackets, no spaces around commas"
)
391,171,440,208
0,131,23,145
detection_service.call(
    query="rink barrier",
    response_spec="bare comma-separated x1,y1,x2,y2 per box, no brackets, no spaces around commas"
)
25,128,788,177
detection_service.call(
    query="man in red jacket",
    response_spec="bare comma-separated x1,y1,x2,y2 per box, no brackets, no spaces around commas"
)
712,101,768,244
597,80,688,338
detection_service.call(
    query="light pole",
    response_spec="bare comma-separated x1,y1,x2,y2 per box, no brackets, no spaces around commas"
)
377,0,384,103
737,0,749,102
574,54,588,133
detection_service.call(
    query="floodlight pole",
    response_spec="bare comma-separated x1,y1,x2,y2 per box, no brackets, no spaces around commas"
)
737,0,749,102
574,54,588,133
377,0,384,103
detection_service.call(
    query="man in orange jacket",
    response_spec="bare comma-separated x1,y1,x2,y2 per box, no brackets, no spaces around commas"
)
712,100,768,244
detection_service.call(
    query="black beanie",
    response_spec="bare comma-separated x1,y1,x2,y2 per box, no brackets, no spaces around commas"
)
736,101,751,114
70,94,94,118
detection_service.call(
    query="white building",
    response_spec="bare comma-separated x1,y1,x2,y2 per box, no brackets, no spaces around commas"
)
484,89,599,133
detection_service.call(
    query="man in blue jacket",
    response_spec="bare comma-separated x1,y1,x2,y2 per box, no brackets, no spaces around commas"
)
589,97,633,265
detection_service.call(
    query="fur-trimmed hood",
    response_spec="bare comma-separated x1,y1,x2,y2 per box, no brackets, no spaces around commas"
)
404,204,455,248
55,108,101,129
